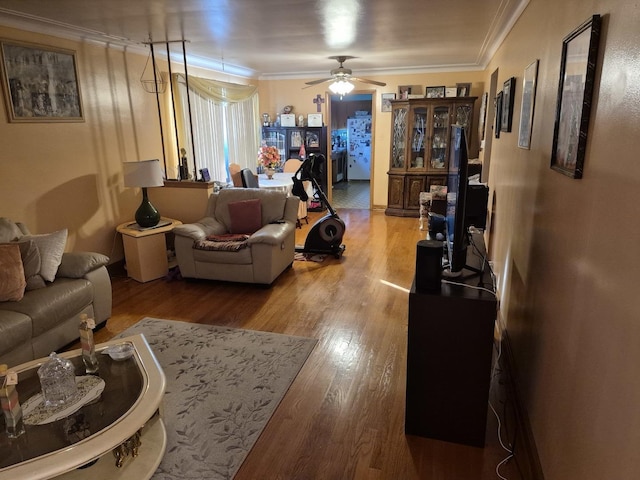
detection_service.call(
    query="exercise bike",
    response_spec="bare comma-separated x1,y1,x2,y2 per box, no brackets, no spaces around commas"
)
291,154,346,258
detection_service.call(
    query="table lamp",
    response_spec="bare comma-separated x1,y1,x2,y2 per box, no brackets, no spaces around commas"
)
123,159,165,227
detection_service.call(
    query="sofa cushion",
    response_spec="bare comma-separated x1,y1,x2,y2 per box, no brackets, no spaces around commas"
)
16,240,47,290
192,246,253,265
0,244,27,301
213,189,287,231
1,277,93,337
57,252,109,278
22,229,68,282
0,310,32,357
228,199,262,234
0,217,24,243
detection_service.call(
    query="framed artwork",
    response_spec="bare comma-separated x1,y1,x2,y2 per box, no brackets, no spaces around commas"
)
306,131,320,148
518,60,539,149
199,168,211,182
551,14,602,179
494,91,503,139
445,86,457,98
0,40,84,122
381,93,395,112
456,83,471,97
398,85,412,99
500,77,516,132
425,86,445,98
478,92,488,141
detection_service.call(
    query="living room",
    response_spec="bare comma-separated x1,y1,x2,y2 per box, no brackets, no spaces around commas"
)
1,0,640,478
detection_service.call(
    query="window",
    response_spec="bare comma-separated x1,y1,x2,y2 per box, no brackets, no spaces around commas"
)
174,74,260,182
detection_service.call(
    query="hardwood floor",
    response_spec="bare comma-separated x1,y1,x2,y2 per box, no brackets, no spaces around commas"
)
96,209,522,480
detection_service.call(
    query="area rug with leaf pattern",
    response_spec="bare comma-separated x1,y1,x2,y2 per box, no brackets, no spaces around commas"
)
115,318,317,480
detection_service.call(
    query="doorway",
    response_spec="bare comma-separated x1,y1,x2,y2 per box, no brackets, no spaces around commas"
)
329,93,373,209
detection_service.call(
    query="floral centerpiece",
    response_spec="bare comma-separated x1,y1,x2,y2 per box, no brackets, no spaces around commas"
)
258,145,281,178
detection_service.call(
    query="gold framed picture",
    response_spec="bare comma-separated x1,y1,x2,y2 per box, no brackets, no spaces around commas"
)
1,39,84,122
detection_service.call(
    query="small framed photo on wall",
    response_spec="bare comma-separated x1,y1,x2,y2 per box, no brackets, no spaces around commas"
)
494,91,503,139
550,14,602,179
501,77,516,132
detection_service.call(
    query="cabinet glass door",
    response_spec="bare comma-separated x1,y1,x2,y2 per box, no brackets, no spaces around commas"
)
391,105,408,169
263,129,285,160
429,106,450,170
409,106,428,170
454,104,473,131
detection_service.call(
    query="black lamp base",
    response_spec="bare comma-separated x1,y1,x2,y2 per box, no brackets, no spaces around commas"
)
135,187,160,227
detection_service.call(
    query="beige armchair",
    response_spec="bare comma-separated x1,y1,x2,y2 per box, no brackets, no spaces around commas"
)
173,188,299,285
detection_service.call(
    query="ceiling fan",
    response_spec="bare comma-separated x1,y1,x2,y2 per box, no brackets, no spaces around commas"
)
304,56,386,94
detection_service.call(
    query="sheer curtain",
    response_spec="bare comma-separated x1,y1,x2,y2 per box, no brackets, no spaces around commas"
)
173,74,261,182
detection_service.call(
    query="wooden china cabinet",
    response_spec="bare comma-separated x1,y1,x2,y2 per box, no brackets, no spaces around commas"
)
385,97,476,217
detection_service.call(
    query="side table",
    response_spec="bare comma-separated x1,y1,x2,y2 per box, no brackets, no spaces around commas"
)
116,218,182,283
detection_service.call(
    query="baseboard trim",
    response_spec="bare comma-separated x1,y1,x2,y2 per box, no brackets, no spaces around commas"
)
500,329,546,479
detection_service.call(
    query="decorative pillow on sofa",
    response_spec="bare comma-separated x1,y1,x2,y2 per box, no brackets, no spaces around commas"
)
15,240,46,290
0,217,24,243
21,229,68,282
56,252,109,278
227,199,262,235
0,244,27,302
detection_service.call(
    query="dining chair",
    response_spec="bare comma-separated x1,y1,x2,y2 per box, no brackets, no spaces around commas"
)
283,159,309,227
229,163,243,187
240,168,260,188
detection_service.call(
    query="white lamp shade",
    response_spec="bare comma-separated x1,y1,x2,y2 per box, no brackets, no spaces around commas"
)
123,159,165,188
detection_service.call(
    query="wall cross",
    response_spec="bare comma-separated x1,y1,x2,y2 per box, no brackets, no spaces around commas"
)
313,94,325,112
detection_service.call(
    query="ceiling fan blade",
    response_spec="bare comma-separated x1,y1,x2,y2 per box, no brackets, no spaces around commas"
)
304,77,334,86
351,77,387,87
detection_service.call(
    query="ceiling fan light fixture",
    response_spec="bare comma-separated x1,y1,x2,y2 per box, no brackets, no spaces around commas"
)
329,79,355,96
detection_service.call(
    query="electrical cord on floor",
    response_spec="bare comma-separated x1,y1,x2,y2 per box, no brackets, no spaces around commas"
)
489,337,515,480
107,227,119,262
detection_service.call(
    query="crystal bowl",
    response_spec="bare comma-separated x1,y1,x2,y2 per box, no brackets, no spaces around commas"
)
102,343,134,361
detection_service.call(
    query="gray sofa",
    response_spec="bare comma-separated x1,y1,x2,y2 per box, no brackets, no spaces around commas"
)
173,188,298,285
0,218,112,367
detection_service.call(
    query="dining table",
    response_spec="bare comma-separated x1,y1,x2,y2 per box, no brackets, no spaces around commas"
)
257,172,294,194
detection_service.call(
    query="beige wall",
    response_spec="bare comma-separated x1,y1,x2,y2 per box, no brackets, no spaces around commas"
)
257,71,485,209
483,0,640,478
0,26,166,259
2,1,639,476
0,27,252,260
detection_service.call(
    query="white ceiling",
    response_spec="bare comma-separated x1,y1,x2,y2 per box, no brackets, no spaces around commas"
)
0,0,529,80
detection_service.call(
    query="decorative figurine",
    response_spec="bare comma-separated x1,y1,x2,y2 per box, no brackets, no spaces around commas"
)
0,364,25,438
79,314,99,374
179,148,190,181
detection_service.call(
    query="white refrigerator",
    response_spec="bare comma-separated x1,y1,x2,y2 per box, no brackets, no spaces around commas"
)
347,115,372,180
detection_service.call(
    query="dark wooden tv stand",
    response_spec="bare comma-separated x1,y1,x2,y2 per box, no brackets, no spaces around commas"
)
405,232,497,447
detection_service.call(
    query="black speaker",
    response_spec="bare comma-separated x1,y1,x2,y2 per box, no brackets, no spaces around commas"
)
415,240,443,293
465,184,489,230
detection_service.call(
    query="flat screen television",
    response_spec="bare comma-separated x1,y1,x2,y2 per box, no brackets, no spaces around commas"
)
444,125,470,276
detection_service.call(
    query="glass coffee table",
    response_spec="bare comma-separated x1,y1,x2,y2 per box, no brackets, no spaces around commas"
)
0,334,166,480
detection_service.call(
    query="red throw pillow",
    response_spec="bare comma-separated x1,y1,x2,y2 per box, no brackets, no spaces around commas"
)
228,199,262,234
